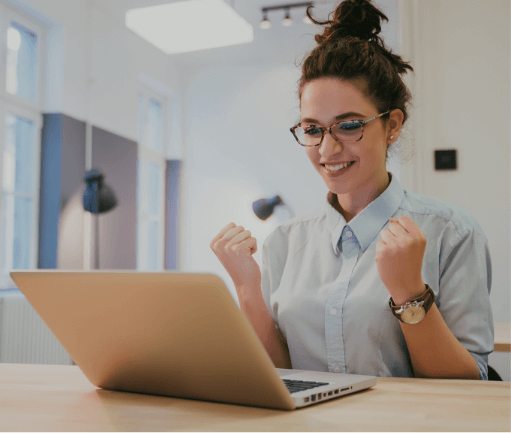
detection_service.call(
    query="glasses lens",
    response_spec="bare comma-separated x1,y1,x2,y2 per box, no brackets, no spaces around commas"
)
332,121,363,142
293,121,364,146
293,126,322,146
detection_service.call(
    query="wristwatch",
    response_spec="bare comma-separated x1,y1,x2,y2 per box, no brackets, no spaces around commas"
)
389,285,435,324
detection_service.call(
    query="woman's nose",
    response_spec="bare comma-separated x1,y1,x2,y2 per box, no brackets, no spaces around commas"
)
319,130,343,157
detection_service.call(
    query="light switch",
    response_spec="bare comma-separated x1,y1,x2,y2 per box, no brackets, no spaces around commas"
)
435,149,457,170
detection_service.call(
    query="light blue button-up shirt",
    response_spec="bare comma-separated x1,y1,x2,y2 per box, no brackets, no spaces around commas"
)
261,173,494,379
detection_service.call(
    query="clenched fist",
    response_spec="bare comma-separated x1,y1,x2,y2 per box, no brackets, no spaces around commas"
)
375,216,427,305
210,222,261,291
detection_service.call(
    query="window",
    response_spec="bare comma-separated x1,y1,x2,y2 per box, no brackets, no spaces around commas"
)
0,4,44,289
137,88,166,271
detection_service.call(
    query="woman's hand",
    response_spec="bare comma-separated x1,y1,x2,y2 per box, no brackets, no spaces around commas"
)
375,216,427,305
211,223,291,368
210,222,261,292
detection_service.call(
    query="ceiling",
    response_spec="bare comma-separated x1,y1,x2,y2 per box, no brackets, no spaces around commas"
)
96,0,339,68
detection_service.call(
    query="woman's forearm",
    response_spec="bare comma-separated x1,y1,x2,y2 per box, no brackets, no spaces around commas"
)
237,284,292,369
400,303,480,379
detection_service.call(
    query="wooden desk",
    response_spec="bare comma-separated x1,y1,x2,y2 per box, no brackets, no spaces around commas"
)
494,322,511,352
1,364,509,431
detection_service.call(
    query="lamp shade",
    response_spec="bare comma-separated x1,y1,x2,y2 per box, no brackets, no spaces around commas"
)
83,170,118,214
252,195,282,221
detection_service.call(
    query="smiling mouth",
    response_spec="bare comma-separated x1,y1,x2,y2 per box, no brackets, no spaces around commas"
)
321,161,356,172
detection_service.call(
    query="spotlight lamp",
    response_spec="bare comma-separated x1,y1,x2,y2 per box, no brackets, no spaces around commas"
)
260,2,314,30
260,11,271,29
282,8,293,26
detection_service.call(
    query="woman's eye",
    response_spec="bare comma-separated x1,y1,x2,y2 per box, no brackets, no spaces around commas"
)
338,122,362,131
304,127,321,135
337,122,362,133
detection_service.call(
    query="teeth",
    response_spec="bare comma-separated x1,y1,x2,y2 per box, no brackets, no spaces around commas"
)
325,161,353,171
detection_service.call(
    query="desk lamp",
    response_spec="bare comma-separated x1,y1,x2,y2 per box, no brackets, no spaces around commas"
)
252,195,294,220
83,170,118,269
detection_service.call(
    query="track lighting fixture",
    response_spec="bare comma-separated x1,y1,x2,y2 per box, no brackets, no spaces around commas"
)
260,2,314,29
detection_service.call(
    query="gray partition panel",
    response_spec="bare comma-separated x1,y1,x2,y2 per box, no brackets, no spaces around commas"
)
39,116,137,271
58,115,86,269
91,126,137,269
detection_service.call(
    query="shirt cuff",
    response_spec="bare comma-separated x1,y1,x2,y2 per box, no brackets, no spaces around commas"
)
470,352,489,380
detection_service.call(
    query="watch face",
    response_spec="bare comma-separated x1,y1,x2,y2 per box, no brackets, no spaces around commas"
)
401,305,426,324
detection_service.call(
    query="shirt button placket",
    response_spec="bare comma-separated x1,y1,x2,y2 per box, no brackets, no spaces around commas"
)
325,226,359,374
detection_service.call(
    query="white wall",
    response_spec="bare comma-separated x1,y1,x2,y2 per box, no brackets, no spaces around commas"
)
179,62,320,291
399,0,510,379
20,0,182,152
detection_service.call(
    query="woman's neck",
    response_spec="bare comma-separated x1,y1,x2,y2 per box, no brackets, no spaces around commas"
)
329,172,391,223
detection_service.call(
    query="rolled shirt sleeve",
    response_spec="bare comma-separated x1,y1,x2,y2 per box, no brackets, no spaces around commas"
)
436,219,494,380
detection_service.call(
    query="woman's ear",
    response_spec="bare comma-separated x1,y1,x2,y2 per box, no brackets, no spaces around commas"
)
387,109,404,143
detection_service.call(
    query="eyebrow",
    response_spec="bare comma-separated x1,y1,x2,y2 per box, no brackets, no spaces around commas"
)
300,111,366,124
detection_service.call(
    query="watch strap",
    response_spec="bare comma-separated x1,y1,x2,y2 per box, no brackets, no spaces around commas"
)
389,284,435,321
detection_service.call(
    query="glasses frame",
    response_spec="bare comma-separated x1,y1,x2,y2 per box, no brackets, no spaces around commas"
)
290,110,391,147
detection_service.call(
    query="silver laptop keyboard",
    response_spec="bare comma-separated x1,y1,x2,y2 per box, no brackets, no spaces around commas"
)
282,379,329,394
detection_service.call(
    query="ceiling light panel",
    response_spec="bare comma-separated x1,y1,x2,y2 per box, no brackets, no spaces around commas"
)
125,0,254,55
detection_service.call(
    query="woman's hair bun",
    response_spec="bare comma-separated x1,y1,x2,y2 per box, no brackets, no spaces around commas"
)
308,0,388,46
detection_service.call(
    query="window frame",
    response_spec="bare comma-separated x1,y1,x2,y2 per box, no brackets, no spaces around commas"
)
136,85,167,272
0,2,45,289
0,4,45,111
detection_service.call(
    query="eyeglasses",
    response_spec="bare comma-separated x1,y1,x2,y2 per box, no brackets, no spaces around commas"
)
290,111,391,147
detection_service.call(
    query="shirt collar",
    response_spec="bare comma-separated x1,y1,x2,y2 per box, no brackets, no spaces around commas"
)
324,172,404,254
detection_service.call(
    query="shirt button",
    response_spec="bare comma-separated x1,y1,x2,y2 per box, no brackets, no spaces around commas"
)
330,308,337,316
333,365,342,373
346,231,352,238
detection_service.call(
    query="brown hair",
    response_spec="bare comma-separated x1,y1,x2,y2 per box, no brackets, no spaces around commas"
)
299,0,413,126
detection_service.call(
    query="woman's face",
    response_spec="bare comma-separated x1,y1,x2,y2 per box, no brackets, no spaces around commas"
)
300,77,395,201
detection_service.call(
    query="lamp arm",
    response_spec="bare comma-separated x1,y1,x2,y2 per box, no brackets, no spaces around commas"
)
280,203,295,219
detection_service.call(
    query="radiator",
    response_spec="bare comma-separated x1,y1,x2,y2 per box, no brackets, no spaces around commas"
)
0,293,72,364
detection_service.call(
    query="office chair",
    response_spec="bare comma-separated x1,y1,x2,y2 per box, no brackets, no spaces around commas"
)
487,365,502,381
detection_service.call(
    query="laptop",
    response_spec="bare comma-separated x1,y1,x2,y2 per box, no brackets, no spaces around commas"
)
10,270,376,410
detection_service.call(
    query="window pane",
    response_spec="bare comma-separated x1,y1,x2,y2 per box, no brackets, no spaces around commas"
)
0,194,14,272
2,129,16,193
13,196,32,269
145,98,163,151
4,114,35,195
147,162,161,216
147,220,159,271
7,21,38,101
0,194,32,271
138,93,144,143
136,159,143,213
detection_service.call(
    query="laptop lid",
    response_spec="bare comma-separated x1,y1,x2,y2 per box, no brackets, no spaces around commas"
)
10,270,376,410
11,270,298,409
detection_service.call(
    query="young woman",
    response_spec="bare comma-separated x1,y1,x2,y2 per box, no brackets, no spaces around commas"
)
210,0,493,380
